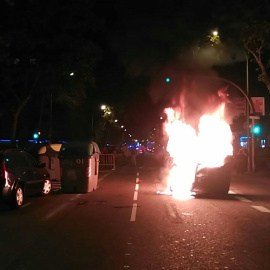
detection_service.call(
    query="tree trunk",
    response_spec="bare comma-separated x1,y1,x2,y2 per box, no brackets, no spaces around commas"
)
11,96,31,141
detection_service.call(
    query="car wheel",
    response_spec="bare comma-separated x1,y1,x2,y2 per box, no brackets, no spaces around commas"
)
42,179,52,195
12,185,24,209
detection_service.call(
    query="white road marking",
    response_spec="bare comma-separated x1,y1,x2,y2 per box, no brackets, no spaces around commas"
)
69,194,82,201
229,189,241,195
130,203,137,221
130,172,140,221
133,191,138,201
235,196,252,202
21,203,31,208
44,203,70,220
98,172,111,183
44,194,82,220
251,206,270,213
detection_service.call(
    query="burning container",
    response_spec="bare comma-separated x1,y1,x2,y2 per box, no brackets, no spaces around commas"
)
191,156,233,195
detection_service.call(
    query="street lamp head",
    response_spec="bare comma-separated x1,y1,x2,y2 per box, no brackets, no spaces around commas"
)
212,30,218,36
101,105,106,110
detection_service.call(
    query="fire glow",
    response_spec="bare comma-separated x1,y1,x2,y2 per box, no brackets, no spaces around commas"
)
159,103,233,199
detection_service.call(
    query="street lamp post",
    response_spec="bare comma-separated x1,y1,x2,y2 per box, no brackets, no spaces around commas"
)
246,55,251,172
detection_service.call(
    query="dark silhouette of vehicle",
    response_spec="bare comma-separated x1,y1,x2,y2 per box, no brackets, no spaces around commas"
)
191,156,233,196
0,149,52,209
162,153,233,196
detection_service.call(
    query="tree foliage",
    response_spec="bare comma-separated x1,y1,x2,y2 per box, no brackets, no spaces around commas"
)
0,0,103,139
218,1,270,94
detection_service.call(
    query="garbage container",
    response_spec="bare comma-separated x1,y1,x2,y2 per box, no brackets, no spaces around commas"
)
58,141,100,193
38,144,62,181
191,156,233,196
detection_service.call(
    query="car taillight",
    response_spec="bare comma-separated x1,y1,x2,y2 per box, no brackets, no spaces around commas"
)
2,162,10,188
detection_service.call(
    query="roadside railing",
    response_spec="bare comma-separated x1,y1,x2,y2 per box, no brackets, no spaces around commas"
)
99,154,116,171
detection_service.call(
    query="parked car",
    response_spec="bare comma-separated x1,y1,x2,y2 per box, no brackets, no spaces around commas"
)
0,149,52,209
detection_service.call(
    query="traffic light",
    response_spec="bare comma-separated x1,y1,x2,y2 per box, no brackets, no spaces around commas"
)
33,131,41,139
252,125,261,135
165,77,170,83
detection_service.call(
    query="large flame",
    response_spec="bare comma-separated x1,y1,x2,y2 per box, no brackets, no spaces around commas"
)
160,103,233,199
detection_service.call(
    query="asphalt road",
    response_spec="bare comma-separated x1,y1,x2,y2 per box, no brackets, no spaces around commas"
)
0,164,270,270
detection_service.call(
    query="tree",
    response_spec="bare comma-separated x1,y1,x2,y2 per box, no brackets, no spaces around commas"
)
217,1,270,95
0,0,104,140
242,22,270,93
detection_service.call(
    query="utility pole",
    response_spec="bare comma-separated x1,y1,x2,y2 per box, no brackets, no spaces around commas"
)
246,55,251,172
49,93,53,141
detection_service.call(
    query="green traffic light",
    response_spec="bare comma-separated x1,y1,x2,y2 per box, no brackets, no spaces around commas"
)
166,77,170,83
252,125,261,135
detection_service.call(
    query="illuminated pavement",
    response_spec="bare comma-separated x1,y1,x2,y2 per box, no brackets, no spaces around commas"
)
0,164,270,269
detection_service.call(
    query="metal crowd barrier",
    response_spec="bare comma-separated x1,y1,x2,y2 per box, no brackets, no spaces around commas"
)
99,154,116,170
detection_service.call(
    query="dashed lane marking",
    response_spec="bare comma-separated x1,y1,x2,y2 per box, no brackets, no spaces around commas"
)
133,191,138,201
130,172,140,221
130,203,138,221
234,196,252,203
251,206,270,213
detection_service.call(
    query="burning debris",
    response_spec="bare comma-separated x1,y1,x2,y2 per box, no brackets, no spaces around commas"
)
158,87,233,199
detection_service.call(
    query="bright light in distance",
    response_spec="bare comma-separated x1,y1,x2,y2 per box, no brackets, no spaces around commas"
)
70,72,74,76
101,105,106,110
160,116,163,120
108,111,111,115
212,30,218,36
121,125,124,128
115,119,118,122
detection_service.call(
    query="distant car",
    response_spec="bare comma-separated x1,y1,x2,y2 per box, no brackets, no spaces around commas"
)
191,156,233,196
0,149,52,209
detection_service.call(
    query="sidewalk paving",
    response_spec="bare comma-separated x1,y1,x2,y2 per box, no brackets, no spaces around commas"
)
232,170,270,183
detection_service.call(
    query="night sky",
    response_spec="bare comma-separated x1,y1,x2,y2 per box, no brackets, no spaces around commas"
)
0,0,269,141
93,0,269,137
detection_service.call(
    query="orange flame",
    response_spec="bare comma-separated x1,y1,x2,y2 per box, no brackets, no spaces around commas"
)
160,103,233,199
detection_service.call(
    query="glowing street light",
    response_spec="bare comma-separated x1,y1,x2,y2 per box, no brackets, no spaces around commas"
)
212,30,218,36
101,105,106,110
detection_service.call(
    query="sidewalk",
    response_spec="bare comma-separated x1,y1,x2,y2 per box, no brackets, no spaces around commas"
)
232,170,270,183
